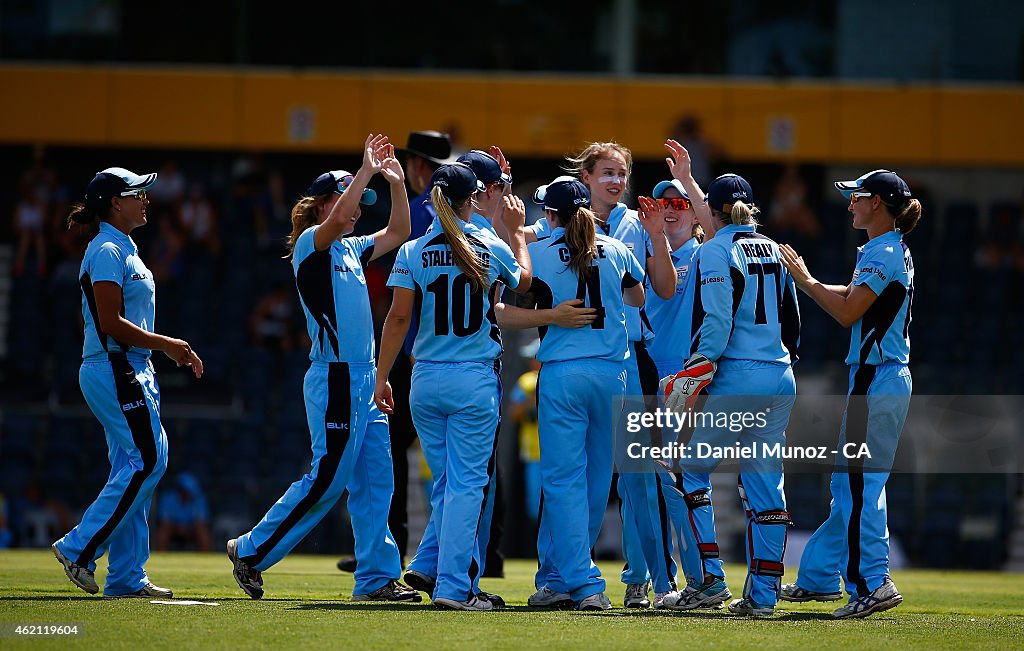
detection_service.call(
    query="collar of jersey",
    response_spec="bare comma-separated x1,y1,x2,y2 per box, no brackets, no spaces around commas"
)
99,221,138,255
857,229,902,254
671,236,700,259
428,214,480,234
712,223,755,239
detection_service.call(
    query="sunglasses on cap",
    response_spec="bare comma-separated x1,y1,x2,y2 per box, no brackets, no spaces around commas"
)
658,197,691,210
120,189,147,201
333,177,356,195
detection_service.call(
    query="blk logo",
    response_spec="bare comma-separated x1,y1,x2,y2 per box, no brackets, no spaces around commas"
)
122,399,146,412
326,422,349,430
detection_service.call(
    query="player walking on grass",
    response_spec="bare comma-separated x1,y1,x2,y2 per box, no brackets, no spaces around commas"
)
779,170,919,619
661,173,801,617
227,134,417,602
375,162,532,611
53,167,203,598
503,177,646,611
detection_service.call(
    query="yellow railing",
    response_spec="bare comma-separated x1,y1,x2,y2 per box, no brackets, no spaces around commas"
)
3,64,1022,165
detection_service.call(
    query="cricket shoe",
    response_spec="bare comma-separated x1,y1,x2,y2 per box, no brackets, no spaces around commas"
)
576,593,612,611
52,542,98,595
433,594,494,611
624,582,651,608
226,538,264,600
478,591,505,608
727,597,775,617
780,583,843,602
105,583,174,598
403,569,436,595
351,579,422,603
662,577,731,610
528,586,574,609
832,578,902,619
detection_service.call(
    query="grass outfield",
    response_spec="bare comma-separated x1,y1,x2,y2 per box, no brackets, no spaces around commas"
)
1,550,1022,649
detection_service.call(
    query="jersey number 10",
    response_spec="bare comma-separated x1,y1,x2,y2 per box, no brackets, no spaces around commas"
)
427,273,485,337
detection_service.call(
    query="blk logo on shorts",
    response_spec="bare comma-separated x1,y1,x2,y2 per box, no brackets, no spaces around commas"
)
122,399,146,412
326,422,350,430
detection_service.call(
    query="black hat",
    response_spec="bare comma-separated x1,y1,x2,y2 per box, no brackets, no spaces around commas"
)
533,176,591,213
85,166,157,207
457,150,512,185
306,170,377,205
405,131,456,165
431,163,486,202
834,169,912,209
706,173,753,212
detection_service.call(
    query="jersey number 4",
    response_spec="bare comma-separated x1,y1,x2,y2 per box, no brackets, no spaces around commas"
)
575,268,606,329
427,273,485,337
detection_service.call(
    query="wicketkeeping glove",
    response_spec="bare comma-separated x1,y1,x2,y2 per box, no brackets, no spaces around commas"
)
659,353,716,414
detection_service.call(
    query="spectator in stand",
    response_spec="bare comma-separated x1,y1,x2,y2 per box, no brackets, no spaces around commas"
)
13,185,49,277
179,183,220,256
670,115,721,188
249,283,296,352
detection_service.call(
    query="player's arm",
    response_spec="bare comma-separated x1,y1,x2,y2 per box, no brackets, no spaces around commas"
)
314,133,388,252
374,287,415,414
499,194,533,294
780,244,877,328
664,138,712,226
93,281,203,377
368,144,411,259
637,197,676,300
694,244,733,362
495,300,597,329
621,247,647,308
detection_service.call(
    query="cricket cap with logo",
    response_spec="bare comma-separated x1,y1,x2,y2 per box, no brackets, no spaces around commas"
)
834,169,912,210
705,173,753,212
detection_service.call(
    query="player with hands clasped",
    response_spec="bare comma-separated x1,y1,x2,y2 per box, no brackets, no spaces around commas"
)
665,173,801,617
228,134,418,603
52,167,202,598
778,170,919,619
376,162,531,611
500,177,646,611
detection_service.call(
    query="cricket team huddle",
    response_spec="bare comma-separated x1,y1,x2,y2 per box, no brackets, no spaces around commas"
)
51,129,922,620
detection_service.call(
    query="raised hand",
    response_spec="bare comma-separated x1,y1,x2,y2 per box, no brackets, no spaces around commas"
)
637,195,667,235
664,139,693,182
500,194,526,231
362,133,390,174
488,145,512,184
380,144,406,185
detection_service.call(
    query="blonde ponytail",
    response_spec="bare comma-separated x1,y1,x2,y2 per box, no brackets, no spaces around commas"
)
430,185,488,292
560,207,598,279
729,200,760,227
284,195,326,259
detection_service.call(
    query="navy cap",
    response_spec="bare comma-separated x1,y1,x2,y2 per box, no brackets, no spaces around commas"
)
307,170,377,206
533,176,590,213
431,162,486,201
651,179,690,200
456,150,512,185
834,169,912,208
706,173,753,212
85,167,157,205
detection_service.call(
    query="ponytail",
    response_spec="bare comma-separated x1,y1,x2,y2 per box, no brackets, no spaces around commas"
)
284,195,326,259
66,197,109,229
431,185,488,292
893,198,922,235
729,201,760,227
559,207,598,279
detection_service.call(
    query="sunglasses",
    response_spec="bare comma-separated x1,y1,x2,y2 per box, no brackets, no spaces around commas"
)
658,197,691,210
849,191,873,204
333,177,356,196
119,189,147,201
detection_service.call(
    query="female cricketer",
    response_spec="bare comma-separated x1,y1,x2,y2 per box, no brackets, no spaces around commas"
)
509,176,647,610
661,172,801,617
779,169,919,619
52,167,203,598
228,134,417,602
374,162,532,611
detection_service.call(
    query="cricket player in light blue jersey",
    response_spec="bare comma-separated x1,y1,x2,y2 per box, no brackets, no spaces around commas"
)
661,172,801,617
228,134,418,603
375,162,532,611
501,177,646,611
52,167,203,598
779,170,920,619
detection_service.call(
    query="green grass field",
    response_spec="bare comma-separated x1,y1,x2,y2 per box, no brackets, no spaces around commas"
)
1,550,1022,650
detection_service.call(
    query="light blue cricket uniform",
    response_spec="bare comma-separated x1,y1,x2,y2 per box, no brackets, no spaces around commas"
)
641,237,706,588
404,211,505,586
682,224,801,607
235,226,401,595
55,222,168,596
797,230,913,600
390,216,521,602
529,228,643,602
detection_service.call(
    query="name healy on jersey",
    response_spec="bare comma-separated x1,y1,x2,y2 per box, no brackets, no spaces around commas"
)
422,250,492,268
